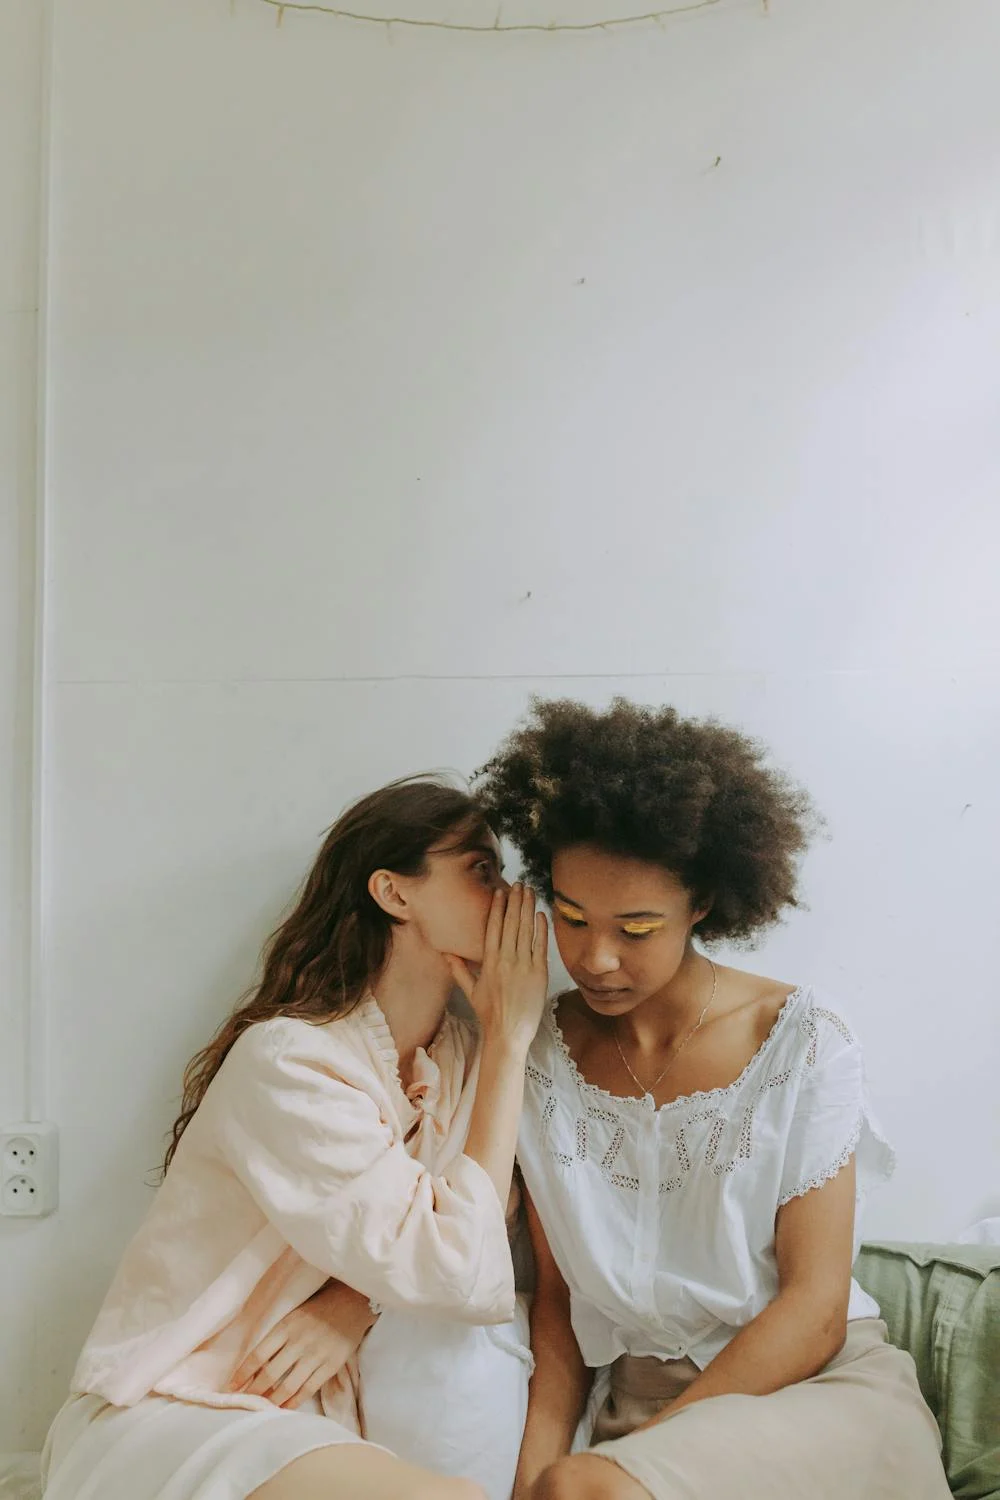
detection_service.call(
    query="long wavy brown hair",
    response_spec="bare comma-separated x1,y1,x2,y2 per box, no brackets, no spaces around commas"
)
162,776,492,1176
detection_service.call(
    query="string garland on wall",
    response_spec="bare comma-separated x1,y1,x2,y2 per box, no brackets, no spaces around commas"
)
258,0,735,33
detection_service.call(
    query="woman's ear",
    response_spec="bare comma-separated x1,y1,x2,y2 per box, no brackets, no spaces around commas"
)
368,869,410,922
690,893,713,931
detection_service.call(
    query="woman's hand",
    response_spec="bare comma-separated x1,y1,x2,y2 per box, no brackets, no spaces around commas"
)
446,886,549,1206
229,1280,376,1410
448,883,548,1051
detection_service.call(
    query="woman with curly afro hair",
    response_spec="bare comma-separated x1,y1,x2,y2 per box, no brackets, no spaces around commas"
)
475,699,949,1500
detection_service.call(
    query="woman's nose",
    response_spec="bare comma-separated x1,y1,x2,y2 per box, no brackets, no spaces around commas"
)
581,940,621,976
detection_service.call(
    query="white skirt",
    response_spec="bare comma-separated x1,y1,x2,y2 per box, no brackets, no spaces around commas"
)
41,1392,365,1500
41,1298,533,1500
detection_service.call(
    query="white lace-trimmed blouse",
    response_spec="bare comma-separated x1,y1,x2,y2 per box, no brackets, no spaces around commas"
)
516,985,896,1372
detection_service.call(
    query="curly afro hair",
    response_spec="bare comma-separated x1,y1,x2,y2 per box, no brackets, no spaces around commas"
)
474,698,819,946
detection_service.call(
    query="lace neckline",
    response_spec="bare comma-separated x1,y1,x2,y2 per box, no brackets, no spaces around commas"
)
544,984,809,1116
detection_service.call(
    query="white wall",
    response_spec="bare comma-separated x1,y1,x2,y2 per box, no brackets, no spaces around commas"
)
3,0,1000,1454
0,0,46,1471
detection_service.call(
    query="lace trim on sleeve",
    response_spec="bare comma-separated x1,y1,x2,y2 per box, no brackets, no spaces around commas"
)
776,1111,865,1208
776,1105,897,1209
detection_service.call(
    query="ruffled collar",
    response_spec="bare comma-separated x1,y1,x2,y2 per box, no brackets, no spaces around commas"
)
356,993,449,1147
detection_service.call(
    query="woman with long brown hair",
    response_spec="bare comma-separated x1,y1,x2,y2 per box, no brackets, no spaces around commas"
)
41,776,548,1500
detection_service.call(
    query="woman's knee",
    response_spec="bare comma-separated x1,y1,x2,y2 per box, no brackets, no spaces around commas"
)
250,1445,488,1500
431,1482,487,1500
420,1481,486,1500
532,1453,650,1500
382,1473,485,1500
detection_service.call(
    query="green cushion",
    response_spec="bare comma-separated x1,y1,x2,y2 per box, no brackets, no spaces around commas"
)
854,1242,1000,1500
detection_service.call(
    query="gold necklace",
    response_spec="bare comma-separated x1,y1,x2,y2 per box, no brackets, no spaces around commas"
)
614,958,718,1098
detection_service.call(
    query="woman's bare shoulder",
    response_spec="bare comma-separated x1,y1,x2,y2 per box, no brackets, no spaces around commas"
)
724,968,800,1048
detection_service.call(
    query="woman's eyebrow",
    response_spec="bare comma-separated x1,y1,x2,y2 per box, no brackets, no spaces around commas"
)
554,890,665,920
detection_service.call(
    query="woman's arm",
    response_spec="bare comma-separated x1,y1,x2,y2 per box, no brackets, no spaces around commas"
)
635,1158,856,1429
216,888,547,1324
512,1188,592,1498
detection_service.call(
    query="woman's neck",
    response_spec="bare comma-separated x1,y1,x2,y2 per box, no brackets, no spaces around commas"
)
619,946,716,1052
369,936,455,1083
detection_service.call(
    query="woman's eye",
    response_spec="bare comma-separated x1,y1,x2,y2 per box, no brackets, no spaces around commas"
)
621,924,664,941
558,913,587,929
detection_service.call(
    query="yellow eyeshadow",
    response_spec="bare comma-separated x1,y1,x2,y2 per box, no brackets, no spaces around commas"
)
554,900,585,920
621,921,666,935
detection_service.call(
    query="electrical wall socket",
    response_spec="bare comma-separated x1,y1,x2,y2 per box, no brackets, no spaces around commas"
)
0,1121,58,1217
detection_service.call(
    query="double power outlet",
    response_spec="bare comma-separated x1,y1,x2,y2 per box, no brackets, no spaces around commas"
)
0,1121,59,1217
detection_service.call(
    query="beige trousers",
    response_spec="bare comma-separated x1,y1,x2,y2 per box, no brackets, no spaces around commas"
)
589,1319,952,1500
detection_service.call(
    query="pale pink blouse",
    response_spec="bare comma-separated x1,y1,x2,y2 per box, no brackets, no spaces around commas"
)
71,999,514,1432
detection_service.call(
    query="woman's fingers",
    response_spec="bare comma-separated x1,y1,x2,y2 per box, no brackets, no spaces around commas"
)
286,1363,334,1410
517,884,537,956
533,909,549,962
482,885,507,961
444,952,476,1000
244,1363,280,1398
500,882,523,957
245,1343,302,1397
269,1356,317,1409
230,1327,288,1391
230,1357,260,1392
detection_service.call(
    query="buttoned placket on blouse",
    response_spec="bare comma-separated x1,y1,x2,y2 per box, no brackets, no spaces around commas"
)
631,1096,666,1343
